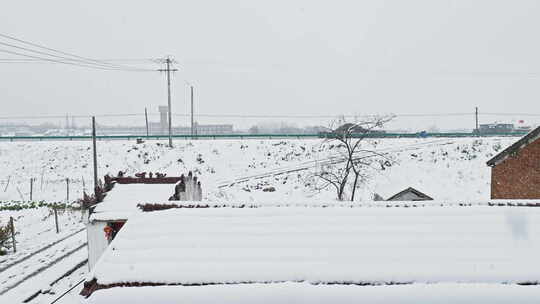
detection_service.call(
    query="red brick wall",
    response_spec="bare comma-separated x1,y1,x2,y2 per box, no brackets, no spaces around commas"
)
491,138,540,199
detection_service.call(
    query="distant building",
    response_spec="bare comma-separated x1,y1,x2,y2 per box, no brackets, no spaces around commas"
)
193,122,233,135
386,187,434,201
158,106,169,133
318,123,386,138
172,123,233,135
334,123,386,135
478,123,514,134
486,126,540,199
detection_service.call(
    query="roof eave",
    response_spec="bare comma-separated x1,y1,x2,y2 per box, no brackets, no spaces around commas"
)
486,126,540,167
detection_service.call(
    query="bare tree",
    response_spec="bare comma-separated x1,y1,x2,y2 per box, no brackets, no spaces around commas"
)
312,115,395,201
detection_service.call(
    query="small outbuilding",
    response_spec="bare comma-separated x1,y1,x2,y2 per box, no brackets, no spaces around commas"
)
487,126,540,199
86,172,202,270
386,187,434,201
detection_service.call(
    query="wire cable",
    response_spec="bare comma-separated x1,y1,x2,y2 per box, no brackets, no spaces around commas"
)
0,32,155,71
1,112,540,121
0,48,154,72
0,41,152,71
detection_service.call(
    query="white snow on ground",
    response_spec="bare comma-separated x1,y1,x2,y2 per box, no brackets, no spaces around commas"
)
0,208,87,303
84,283,540,304
0,208,84,266
0,137,517,203
0,137,530,303
90,207,540,286
1,246,87,303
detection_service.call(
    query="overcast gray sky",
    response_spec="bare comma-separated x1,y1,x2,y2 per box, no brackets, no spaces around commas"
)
1,0,540,129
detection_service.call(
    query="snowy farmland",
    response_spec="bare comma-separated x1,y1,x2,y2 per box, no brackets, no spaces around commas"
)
0,137,517,204
1,136,536,303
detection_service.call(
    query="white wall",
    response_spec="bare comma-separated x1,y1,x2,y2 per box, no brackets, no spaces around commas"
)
87,221,109,270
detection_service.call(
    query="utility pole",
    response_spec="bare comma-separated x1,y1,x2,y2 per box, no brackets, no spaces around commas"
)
145,107,149,137
191,85,194,138
475,107,479,134
92,116,98,199
158,56,178,147
167,57,172,147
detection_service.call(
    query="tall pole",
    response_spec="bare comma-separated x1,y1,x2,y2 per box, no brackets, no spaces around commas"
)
145,107,149,137
158,57,178,147
475,107,479,133
191,85,194,137
92,116,98,199
166,57,173,147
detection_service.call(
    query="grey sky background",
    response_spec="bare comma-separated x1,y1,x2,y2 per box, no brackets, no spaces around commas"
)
1,0,540,129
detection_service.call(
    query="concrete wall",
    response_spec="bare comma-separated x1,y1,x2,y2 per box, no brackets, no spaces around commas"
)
491,138,540,199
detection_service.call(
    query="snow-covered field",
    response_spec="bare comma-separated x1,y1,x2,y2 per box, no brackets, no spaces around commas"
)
0,137,516,203
0,136,531,303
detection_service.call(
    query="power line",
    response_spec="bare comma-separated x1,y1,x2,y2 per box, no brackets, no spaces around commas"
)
172,113,475,119
1,112,540,121
0,41,151,71
0,58,157,63
0,32,155,71
0,48,150,72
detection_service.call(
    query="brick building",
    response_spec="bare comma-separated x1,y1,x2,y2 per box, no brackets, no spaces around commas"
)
486,126,540,199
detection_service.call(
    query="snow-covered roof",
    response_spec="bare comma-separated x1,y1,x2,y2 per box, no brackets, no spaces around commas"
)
91,183,175,221
386,187,434,201
83,282,540,304
373,181,434,201
86,206,540,292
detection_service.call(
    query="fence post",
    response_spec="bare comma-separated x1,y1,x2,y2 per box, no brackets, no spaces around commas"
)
54,208,59,234
66,178,70,204
30,178,34,201
10,216,16,253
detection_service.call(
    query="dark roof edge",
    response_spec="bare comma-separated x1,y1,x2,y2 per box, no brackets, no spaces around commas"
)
486,126,540,167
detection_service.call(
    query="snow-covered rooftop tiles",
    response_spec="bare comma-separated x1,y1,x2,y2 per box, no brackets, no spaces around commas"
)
88,206,540,287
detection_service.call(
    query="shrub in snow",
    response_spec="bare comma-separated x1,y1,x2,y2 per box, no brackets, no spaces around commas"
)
0,220,12,255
